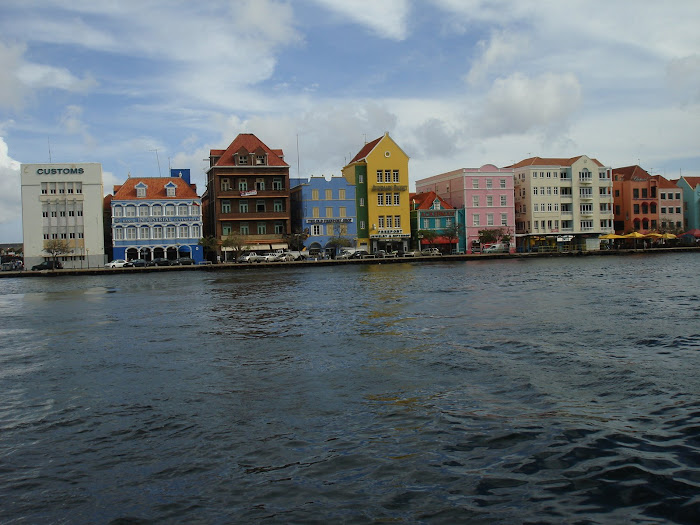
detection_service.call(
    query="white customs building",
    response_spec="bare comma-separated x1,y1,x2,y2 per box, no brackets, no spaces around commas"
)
21,163,105,268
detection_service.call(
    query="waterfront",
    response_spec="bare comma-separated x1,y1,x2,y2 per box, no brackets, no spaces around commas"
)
1,252,699,524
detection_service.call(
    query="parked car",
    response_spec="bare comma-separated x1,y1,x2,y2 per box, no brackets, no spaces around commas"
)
274,252,295,262
31,260,62,271
147,257,172,266
175,257,195,265
375,250,397,258
400,250,419,257
336,250,356,260
130,259,148,267
105,259,130,268
421,248,442,256
483,243,509,253
348,250,370,259
237,252,265,263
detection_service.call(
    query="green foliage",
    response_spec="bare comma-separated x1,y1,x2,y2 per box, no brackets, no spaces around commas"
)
43,239,72,263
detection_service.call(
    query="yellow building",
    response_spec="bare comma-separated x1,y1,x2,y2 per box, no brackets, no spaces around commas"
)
342,132,411,253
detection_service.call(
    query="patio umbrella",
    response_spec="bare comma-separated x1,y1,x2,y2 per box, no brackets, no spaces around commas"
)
623,231,645,249
600,234,624,239
681,229,700,238
661,233,677,239
644,233,663,238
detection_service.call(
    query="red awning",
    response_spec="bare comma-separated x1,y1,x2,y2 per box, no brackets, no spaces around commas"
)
420,236,457,245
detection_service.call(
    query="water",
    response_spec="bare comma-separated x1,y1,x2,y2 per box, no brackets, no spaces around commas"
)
1,253,699,524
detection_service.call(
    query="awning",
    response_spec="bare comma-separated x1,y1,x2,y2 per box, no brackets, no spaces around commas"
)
270,243,288,250
420,236,457,245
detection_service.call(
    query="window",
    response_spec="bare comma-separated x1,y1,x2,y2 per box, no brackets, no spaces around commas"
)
273,178,282,190
487,196,493,207
534,203,539,212
325,189,332,200
178,204,188,215
166,226,176,239
500,195,507,206
179,225,189,238
339,207,347,217
256,200,265,212
393,170,399,183
136,185,147,197
580,204,593,214
312,207,319,218
166,184,176,197
153,226,163,239
275,222,284,234
255,178,265,191
256,154,265,165
676,207,682,214
642,188,648,198
473,196,479,207
384,170,391,183
377,170,383,183
501,213,508,226
338,189,346,200
473,214,480,226
377,193,384,206
114,206,123,217
486,179,493,189
126,228,137,240
60,211,66,217
547,203,553,212
221,200,231,213
633,188,639,198
41,183,48,194
581,220,593,230
675,192,681,200
359,198,365,207
393,193,400,206
312,189,319,200
114,228,124,240
165,205,176,216
422,218,430,229
192,225,200,238
238,179,248,191
472,179,479,189
325,207,333,217
222,223,232,236
386,216,393,228
240,223,249,235
311,224,322,236
221,178,231,191
360,221,366,230
238,155,248,165
358,174,364,183
42,211,48,217
378,216,385,228
238,201,248,213
394,216,401,228
139,206,149,217
274,200,283,212
125,206,136,217
487,214,494,226
660,207,667,214
633,204,640,214
326,224,334,235
500,179,506,188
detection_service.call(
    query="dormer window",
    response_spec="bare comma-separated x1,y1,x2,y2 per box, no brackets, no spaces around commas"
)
165,182,176,197
256,154,266,165
238,155,248,165
135,182,147,198
432,199,441,210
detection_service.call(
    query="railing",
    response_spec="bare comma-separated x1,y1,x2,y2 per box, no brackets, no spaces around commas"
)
218,211,289,220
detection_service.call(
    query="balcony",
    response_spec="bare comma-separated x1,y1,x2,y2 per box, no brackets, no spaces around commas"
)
578,177,593,184
579,193,594,200
218,211,289,220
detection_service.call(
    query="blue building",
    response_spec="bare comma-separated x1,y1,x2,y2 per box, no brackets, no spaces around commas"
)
110,170,204,262
291,176,357,257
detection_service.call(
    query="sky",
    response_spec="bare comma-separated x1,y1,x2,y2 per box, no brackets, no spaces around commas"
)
1,0,699,243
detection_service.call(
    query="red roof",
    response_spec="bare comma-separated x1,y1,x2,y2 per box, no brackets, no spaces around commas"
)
112,177,200,200
612,165,653,181
508,156,604,169
682,176,700,189
409,191,454,210
210,133,288,167
349,136,382,164
651,174,679,189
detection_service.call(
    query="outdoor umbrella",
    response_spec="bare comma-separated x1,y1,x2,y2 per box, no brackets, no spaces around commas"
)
681,229,700,238
661,233,677,239
623,231,645,249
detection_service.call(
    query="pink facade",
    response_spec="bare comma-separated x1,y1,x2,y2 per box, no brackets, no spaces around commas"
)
415,165,515,253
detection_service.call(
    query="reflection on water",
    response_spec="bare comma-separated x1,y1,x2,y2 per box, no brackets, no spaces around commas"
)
1,253,699,524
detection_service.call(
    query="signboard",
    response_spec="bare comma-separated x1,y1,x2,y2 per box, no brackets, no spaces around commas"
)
240,190,258,196
307,218,353,224
421,210,455,217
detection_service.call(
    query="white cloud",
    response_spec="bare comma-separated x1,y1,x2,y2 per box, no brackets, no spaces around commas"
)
0,137,21,224
478,72,582,137
466,30,528,86
0,42,25,109
16,63,96,93
666,54,700,103
311,0,411,40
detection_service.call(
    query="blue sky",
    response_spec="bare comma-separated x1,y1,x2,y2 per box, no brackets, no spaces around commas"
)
1,0,699,242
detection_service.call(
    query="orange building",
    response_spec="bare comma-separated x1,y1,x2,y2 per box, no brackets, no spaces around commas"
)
612,165,658,233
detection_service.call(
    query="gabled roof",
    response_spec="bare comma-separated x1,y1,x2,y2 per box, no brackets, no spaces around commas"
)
612,165,652,181
409,191,454,210
210,133,288,167
680,176,700,189
508,155,604,169
651,174,679,189
112,177,199,200
347,132,409,165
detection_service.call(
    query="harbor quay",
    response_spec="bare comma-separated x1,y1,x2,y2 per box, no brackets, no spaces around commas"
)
2,246,697,278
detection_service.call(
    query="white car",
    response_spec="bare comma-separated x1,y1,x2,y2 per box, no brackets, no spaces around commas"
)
105,259,130,268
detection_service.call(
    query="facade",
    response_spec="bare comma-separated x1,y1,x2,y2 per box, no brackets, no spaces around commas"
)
341,133,411,253
652,175,684,233
110,171,203,263
415,164,515,253
677,176,700,230
21,163,105,268
290,175,357,257
409,192,459,253
512,156,613,251
204,134,290,256
611,166,659,233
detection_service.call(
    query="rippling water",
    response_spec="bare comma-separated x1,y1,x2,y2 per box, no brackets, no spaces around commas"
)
1,253,699,524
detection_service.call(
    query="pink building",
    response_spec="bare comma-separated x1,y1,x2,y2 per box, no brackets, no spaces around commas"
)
415,165,515,253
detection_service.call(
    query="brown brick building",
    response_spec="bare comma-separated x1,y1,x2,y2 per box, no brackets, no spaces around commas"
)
203,134,291,255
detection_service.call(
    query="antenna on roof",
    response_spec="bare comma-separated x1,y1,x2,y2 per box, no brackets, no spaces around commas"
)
150,149,162,177
48,137,52,163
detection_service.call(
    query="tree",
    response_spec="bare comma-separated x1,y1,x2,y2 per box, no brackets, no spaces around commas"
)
220,233,247,262
417,229,439,249
443,222,464,252
198,236,218,262
478,228,504,245
326,224,353,254
284,228,309,251
44,239,72,265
